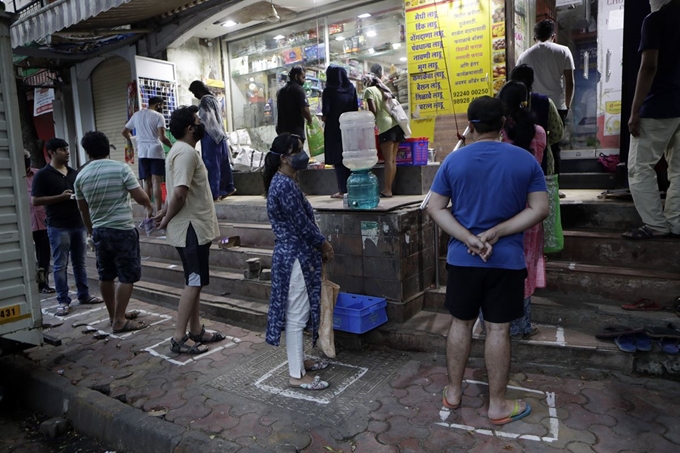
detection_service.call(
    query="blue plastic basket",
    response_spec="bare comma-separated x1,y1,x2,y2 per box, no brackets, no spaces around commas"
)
333,292,388,334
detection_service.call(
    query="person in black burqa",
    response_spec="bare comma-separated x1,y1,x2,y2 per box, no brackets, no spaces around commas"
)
322,65,358,198
276,66,313,140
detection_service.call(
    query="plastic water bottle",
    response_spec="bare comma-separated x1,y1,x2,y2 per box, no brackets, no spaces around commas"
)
347,170,379,209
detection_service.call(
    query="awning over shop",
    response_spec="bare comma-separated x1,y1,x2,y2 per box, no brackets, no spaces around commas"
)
9,0,132,48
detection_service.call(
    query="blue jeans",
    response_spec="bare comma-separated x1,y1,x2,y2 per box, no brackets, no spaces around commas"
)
47,226,90,305
201,137,234,200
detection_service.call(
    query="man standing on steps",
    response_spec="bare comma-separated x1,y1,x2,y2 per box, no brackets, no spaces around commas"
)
75,131,152,333
121,96,172,214
427,96,548,425
623,0,680,240
517,19,575,178
32,138,103,316
155,106,226,354
188,81,236,202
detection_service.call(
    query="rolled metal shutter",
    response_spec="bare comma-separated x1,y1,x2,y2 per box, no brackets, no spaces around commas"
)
91,57,132,173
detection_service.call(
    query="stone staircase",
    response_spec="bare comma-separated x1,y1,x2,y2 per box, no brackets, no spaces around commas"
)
78,191,680,375
82,201,276,329
365,191,680,375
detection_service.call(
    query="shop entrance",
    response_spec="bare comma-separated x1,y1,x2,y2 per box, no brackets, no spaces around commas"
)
555,0,624,157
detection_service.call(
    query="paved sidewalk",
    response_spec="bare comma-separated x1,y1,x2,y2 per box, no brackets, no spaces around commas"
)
3,293,680,453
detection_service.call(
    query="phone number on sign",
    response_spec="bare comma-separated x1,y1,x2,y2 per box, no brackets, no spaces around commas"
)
453,88,490,98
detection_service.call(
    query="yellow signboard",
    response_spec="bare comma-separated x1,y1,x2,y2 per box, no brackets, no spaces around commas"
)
406,0,503,119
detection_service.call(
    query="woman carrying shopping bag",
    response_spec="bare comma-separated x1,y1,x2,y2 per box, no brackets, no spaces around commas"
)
363,65,404,198
262,133,335,390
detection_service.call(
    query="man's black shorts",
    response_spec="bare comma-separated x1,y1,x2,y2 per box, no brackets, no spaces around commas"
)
92,228,141,284
176,224,211,287
444,265,527,323
139,158,165,180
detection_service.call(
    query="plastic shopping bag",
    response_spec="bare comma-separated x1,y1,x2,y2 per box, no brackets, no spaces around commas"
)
306,117,325,157
543,174,564,253
318,267,340,358
387,98,412,138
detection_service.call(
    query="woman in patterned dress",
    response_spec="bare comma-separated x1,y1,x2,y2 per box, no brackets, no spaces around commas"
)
263,133,335,390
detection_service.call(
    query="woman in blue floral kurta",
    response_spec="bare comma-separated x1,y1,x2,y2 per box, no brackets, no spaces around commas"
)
263,133,335,390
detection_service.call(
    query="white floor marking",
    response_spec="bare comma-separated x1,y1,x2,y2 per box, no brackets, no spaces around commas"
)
555,327,566,346
85,309,172,340
253,355,368,405
142,334,241,366
41,305,107,320
436,379,559,443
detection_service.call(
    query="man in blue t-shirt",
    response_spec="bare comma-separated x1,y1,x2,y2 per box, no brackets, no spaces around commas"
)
624,0,680,240
427,96,548,426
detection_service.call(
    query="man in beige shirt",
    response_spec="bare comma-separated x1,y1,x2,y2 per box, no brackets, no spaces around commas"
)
155,105,224,354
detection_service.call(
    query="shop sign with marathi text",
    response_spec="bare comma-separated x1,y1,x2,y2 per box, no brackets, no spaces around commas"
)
405,0,505,117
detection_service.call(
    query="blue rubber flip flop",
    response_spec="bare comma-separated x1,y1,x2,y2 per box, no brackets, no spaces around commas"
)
615,334,636,353
490,401,532,425
658,338,679,355
634,333,653,352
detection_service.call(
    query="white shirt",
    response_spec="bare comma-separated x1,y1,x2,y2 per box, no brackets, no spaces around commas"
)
125,109,166,159
517,41,575,110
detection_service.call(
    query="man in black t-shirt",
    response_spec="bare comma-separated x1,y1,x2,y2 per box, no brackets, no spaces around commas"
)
31,138,102,316
625,0,680,240
276,66,313,140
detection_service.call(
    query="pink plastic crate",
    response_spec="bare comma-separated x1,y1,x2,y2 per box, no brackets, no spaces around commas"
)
396,138,429,166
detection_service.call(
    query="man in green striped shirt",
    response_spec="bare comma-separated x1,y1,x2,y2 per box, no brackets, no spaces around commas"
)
75,131,153,333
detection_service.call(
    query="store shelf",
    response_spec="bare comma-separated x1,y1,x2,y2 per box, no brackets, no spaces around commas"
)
233,58,326,79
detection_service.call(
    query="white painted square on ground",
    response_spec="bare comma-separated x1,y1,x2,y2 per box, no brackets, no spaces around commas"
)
142,333,241,366
253,356,368,405
435,379,559,443
84,309,173,340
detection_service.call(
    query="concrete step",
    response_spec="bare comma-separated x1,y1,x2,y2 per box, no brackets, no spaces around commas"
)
424,287,679,331
85,253,272,301
139,237,273,270
560,158,604,174
126,279,268,328
554,229,680,272
545,260,680,304
436,256,680,303
133,196,271,224
559,172,616,190
364,311,647,373
560,199,641,231
137,221,275,248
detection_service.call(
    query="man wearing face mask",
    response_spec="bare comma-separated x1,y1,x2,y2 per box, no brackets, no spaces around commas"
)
189,81,235,202
276,66,313,140
624,0,680,240
122,97,172,214
154,106,224,354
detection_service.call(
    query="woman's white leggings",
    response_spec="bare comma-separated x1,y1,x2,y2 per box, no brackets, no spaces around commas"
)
286,259,311,379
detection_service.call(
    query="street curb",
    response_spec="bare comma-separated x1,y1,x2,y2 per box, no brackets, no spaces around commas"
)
2,355,189,453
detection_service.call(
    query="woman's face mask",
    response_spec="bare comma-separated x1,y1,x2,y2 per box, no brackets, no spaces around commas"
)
285,151,309,171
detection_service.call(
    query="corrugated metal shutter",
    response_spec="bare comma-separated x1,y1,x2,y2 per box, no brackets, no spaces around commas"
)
0,15,42,344
91,57,133,174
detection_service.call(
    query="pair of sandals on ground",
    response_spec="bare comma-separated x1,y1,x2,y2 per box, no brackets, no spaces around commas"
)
596,323,680,355
442,386,532,426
